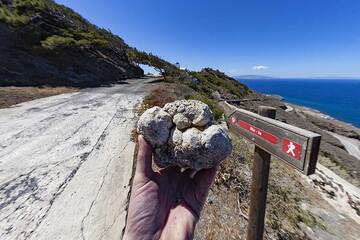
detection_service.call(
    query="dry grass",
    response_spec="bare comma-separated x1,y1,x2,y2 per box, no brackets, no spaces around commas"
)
132,82,328,240
195,132,327,240
137,82,194,115
131,82,194,142
195,132,253,240
0,86,78,108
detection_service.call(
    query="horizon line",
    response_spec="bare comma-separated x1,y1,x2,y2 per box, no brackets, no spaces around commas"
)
232,75,360,80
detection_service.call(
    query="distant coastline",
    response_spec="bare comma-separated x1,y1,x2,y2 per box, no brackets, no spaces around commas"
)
240,79,360,128
284,102,360,162
234,76,360,80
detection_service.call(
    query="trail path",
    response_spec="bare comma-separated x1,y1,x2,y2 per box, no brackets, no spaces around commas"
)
327,131,360,160
0,78,155,240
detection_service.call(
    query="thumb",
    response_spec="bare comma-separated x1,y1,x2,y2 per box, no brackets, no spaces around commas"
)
134,135,154,182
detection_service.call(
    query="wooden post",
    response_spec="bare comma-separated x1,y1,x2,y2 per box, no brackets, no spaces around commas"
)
246,106,276,240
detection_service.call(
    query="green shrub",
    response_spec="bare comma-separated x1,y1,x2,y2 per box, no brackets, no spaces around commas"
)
1,0,127,51
190,68,250,99
187,94,223,120
0,6,29,25
41,35,77,49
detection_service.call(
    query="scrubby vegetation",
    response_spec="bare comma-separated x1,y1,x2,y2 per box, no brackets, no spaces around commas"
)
0,0,142,87
127,48,180,78
134,67,251,121
190,68,250,99
1,0,178,70
195,133,327,240
0,0,253,92
0,0,123,49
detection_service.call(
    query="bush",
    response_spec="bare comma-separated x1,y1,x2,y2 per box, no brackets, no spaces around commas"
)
1,0,127,50
41,35,77,49
187,94,224,121
127,48,180,79
0,6,29,25
190,68,250,99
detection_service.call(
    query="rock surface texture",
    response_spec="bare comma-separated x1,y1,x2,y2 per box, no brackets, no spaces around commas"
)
138,100,232,170
0,78,154,240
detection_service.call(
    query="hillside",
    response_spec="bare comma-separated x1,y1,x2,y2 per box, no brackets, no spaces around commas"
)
0,0,251,93
1,1,359,240
0,0,143,87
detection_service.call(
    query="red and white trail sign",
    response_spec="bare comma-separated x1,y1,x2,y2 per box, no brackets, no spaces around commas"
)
226,105,321,176
222,103,322,240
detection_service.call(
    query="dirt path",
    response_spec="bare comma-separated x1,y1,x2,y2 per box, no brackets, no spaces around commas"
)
327,131,360,160
0,86,78,108
0,78,155,240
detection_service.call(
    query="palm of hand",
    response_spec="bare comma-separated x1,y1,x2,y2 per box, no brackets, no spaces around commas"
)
123,136,217,240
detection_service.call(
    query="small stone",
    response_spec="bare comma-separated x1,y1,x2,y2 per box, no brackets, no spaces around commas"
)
211,91,221,100
201,125,233,159
169,128,183,146
173,113,191,130
137,107,173,146
164,100,213,127
181,127,202,149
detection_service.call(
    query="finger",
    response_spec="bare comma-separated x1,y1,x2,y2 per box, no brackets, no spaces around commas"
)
184,167,219,218
194,166,218,192
135,135,154,180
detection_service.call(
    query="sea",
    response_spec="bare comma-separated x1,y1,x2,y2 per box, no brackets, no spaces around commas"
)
240,79,360,128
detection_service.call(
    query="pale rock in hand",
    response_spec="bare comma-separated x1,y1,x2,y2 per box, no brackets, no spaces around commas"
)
137,100,232,170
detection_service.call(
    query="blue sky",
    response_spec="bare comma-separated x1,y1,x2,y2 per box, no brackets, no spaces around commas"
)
56,0,360,78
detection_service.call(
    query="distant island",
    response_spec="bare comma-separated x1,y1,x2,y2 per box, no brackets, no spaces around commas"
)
234,75,360,80
234,75,274,79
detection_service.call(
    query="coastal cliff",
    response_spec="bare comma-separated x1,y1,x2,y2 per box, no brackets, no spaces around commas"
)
0,0,143,87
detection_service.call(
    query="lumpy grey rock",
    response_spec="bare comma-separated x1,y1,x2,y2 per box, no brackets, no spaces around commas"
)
173,113,191,130
137,100,232,170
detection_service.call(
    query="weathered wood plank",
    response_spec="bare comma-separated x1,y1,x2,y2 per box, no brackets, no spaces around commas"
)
223,101,321,175
246,106,276,240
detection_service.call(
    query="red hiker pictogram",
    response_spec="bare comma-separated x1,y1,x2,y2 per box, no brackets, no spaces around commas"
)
230,116,237,124
282,138,302,160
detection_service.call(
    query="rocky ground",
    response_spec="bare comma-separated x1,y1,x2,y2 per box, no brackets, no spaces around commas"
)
194,91,360,240
237,93,360,187
195,120,360,240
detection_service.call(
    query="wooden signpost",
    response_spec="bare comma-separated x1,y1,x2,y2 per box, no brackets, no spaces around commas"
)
220,101,321,240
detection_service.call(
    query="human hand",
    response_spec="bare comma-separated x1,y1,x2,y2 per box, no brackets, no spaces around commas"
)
123,136,218,240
